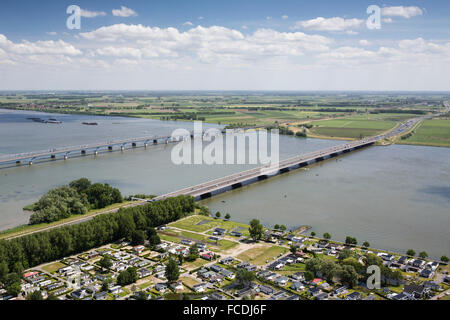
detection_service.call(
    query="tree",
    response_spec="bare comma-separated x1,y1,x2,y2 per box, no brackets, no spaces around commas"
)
147,228,161,247
178,254,184,265
46,293,59,300
117,267,138,286
345,236,357,246
27,290,43,300
274,224,280,230
101,278,112,292
0,261,8,283
280,225,286,231
290,245,297,254
225,213,231,220
99,255,112,270
323,232,331,240
419,251,428,259
406,249,416,257
339,265,359,288
341,257,364,274
362,241,370,248
304,271,314,281
165,258,180,282
215,211,221,219
441,256,449,263
248,219,264,242
69,178,92,194
186,244,199,262
310,231,316,237
131,229,146,246
235,269,255,288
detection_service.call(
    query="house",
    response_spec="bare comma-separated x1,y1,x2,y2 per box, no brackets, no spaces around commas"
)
403,284,427,299
315,292,329,300
363,294,377,301
244,265,257,272
201,253,213,261
24,271,39,279
345,292,362,300
259,285,274,295
210,264,223,273
181,239,193,246
397,256,408,264
209,236,220,241
268,261,284,270
154,283,168,293
157,225,167,231
208,292,225,300
312,278,323,286
109,286,122,295
219,257,234,265
237,262,250,269
257,270,271,278
420,269,434,279
392,292,410,300
137,268,152,278
193,283,209,293
291,272,305,281
196,243,207,250
274,276,289,286
169,281,184,292
422,281,441,291
425,261,439,271
213,228,227,235
235,287,252,297
334,286,348,295
308,287,322,297
264,272,278,281
94,292,108,300
411,259,426,269
286,295,300,301
444,275,450,284
230,231,242,237
318,282,331,290
220,269,235,280
71,289,87,300
290,282,305,291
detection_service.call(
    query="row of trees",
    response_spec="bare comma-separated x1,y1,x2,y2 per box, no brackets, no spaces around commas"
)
28,178,123,225
0,195,195,296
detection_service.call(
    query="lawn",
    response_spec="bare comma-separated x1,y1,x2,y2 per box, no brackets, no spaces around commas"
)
237,245,288,265
180,276,201,288
309,118,397,139
169,215,250,237
41,261,66,273
400,119,450,147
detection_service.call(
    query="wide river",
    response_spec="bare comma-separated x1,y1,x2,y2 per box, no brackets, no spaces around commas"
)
0,109,449,259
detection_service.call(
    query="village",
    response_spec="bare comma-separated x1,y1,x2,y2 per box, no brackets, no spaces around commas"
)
2,215,449,301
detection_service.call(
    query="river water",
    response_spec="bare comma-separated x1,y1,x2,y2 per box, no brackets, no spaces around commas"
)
0,109,449,258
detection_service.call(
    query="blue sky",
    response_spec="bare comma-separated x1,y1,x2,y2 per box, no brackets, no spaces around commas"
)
0,1,449,90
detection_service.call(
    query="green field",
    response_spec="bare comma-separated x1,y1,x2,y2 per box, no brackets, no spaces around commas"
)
169,215,250,237
237,245,288,265
310,118,397,139
400,119,450,147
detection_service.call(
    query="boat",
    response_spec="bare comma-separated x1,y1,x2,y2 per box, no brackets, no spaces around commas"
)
45,118,62,124
82,122,98,126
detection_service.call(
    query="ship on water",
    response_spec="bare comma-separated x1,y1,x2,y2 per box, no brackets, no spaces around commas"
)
82,122,98,126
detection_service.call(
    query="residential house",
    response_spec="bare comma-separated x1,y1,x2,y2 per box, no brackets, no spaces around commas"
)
154,283,168,293
345,292,362,300
274,276,289,286
290,282,305,291
403,284,427,299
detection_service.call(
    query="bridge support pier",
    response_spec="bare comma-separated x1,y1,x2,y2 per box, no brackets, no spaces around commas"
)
81,150,86,156
132,143,137,148
231,182,242,189
121,145,125,152
200,192,212,199
108,146,113,151
51,155,56,160
315,156,324,162
153,139,158,145
257,175,268,180
280,167,290,174
16,160,21,165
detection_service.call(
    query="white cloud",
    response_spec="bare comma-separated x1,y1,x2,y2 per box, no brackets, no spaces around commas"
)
80,9,106,18
46,32,57,36
383,18,393,23
198,17,204,20
242,25,248,30
295,17,364,32
112,6,137,17
359,40,370,46
381,6,423,19
282,15,288,20
0,34,82,56
183,21,193,26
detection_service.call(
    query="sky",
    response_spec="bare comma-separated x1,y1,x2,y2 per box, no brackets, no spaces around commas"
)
0,0,449,91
